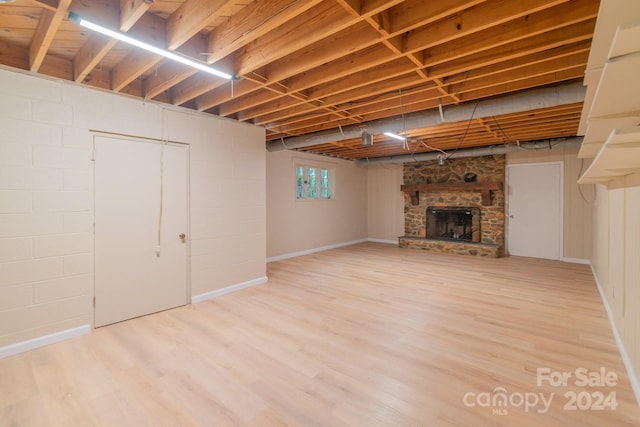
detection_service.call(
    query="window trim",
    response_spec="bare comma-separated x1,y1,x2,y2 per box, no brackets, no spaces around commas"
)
295,163,336,201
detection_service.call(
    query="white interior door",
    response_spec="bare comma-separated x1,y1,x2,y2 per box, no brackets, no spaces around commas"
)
94,136,188,327
507,162,563,260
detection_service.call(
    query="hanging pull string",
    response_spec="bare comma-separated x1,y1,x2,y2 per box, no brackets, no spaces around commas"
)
338,121,345,137
157,108,167,257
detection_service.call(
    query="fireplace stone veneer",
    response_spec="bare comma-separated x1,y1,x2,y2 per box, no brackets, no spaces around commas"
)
399,155,505,257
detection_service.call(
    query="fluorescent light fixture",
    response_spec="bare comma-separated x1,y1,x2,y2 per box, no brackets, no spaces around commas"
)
384,132,406,141
68,12,233,80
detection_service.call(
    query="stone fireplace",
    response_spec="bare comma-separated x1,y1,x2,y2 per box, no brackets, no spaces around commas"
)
399,155,505,257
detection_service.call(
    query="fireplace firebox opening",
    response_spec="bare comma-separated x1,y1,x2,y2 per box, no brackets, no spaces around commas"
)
426,206,481,243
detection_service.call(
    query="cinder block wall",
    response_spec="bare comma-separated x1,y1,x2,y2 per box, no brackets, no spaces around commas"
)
0,67,266,350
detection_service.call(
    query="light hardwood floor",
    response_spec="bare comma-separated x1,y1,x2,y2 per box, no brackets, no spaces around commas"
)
1,242,639,426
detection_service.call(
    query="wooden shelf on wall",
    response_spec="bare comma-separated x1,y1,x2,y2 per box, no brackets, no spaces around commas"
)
578,126,640,184
401,182,502,206
578,19,640,173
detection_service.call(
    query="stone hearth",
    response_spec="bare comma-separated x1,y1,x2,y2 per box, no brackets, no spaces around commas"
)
399,155,505,257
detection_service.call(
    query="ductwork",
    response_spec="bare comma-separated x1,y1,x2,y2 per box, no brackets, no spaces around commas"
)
266,81,586,152
355,137,583,165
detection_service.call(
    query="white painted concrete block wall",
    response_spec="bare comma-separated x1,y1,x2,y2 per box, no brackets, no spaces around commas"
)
0,67,266,349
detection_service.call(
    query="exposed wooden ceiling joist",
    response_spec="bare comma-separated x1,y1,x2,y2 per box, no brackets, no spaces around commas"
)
0,0,601,160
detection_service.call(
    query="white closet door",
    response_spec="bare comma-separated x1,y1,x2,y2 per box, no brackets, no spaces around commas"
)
94,136,188,327
507,162,563,260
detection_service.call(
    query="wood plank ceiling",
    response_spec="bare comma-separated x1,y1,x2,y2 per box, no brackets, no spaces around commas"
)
0,0,600,160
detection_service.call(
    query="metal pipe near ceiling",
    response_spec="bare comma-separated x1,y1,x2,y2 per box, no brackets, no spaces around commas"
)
266,81,586,152
355,137,584,165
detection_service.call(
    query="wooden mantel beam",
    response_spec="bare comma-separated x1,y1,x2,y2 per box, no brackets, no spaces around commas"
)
401,182,503,206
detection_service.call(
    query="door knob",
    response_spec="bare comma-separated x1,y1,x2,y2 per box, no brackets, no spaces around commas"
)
179,233,186,241
509,214,514,219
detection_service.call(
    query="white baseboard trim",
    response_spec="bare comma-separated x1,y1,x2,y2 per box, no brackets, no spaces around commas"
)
266,239,368,263
0,324,91,359
562,257,590,264
367,238,399,245
589,263,640,408
191,276,268,304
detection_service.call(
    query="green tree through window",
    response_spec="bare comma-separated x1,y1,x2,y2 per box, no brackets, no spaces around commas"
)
320,169,329,198
307,167,317,198
296,166,304,199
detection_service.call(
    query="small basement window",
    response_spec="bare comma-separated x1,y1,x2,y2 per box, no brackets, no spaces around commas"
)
296,165,335,200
